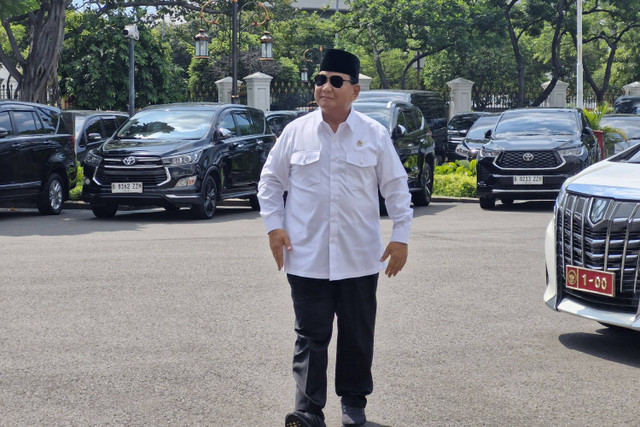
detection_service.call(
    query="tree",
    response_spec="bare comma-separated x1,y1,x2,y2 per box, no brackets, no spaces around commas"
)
59,11,185,110
0,0,68,103
333,0,473,89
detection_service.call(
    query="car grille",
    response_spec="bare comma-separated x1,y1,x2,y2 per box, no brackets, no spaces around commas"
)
498,151,560,169
95,156,170,186
556,192,640,312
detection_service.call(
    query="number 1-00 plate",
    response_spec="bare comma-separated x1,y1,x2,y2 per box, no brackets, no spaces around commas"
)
565,265,615,297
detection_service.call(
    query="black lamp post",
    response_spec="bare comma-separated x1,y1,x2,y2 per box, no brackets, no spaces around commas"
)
196,0,272,104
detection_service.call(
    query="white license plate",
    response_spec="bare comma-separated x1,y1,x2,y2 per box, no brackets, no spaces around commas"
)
513,176,543,185
111,182,142,193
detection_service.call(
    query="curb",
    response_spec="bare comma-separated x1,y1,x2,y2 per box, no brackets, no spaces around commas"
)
64,196,478,210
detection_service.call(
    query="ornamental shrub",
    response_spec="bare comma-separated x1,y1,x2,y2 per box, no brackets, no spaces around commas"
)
433,160,477,198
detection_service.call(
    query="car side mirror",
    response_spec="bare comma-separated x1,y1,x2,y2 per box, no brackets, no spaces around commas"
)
583,127,594,136
88,132,103,142
215,127,233,141
0,127,7,138
484,129,492,139
392,125,407,138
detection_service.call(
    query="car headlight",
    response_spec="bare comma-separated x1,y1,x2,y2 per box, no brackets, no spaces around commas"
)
162,150,202,166
558,146,585,157
84,151,103,167
479,146,502,158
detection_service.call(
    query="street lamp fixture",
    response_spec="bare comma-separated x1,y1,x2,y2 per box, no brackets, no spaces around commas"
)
194,29,210,59
300,46,323,81
260,31,274,61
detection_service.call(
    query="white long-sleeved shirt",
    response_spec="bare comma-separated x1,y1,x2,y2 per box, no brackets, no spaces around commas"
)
258,108,413,281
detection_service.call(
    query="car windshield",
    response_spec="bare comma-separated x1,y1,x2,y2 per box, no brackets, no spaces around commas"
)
493,111,579,137
600,117,640,140
352,105,392,128
466,116,498,139
448,115,481,131
117,110,216,140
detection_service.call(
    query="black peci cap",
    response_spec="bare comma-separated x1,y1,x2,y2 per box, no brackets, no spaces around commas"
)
319,49,360,83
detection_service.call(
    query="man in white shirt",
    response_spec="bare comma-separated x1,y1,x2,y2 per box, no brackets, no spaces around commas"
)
258,49,413,427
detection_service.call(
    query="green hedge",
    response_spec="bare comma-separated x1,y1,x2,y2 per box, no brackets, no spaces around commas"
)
69,165,83,201
433,160,478,198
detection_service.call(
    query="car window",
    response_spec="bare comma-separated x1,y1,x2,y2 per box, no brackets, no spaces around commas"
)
102,118,119,137
397,110,410,131
217,112,237,137
13,111,43,135
86,119,103,136
118,110,216,140
449,115,479,131
0,111,13,135
400,110,419,133
37,107,57,134
234,111,253,136
494,111,579,137
248,109,265,134
466,116,498,139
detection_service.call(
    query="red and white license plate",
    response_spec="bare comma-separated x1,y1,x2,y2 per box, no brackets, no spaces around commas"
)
565,265,615,297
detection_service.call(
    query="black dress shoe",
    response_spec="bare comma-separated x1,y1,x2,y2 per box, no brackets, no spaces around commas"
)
285,411,326,427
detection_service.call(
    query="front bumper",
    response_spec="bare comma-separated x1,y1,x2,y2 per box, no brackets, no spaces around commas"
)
82,185,203,209
544,215,640,331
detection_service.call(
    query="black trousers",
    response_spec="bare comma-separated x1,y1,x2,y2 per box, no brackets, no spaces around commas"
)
287,273,379,418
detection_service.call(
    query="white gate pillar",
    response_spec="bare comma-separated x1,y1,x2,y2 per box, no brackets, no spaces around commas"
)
358,74,373,91
446,77,474,120
623,82,640,96
541,80,569,108
245,72,273,111
215,77,242,104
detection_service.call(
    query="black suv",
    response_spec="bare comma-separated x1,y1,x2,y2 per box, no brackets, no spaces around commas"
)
62,110,128,164
82,103,276,219
446,112,493,161
0,101,77,214
352,100,435,210
356,90,448,164
476,108,600,209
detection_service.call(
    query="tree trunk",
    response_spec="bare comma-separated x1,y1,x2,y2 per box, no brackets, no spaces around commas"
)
19,0,67,103
504,8,525,107
368,25,389,89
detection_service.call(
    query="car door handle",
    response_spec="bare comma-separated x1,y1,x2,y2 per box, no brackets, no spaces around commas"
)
11,143,21,150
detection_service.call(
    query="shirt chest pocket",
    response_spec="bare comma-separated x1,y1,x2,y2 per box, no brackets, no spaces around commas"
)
290,150,322,188
345,151,377,192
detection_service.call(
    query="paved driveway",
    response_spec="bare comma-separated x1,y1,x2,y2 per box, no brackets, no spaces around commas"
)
1,201,639,426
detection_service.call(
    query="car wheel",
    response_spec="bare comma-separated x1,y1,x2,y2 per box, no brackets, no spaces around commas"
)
191,175,218,219
91,204,118,218
479,196,496,210
435,154,445,166
37,173,64,215
412,161,433,207
249,195,260,211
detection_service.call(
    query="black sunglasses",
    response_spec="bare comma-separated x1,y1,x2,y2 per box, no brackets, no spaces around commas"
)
314,74,353,88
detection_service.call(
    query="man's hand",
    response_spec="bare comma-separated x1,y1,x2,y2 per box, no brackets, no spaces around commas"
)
380,242,408,277
268,228,292,271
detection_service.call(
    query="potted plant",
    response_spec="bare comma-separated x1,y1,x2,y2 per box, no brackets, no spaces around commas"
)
583,103,627,159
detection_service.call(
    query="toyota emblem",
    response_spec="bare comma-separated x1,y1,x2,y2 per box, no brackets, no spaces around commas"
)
123,156,136,166
522,152,534,162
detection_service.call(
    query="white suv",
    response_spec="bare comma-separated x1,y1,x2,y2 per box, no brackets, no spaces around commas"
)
544,144,640,330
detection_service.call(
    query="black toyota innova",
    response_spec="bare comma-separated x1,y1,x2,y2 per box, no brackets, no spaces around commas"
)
82,103,276,219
